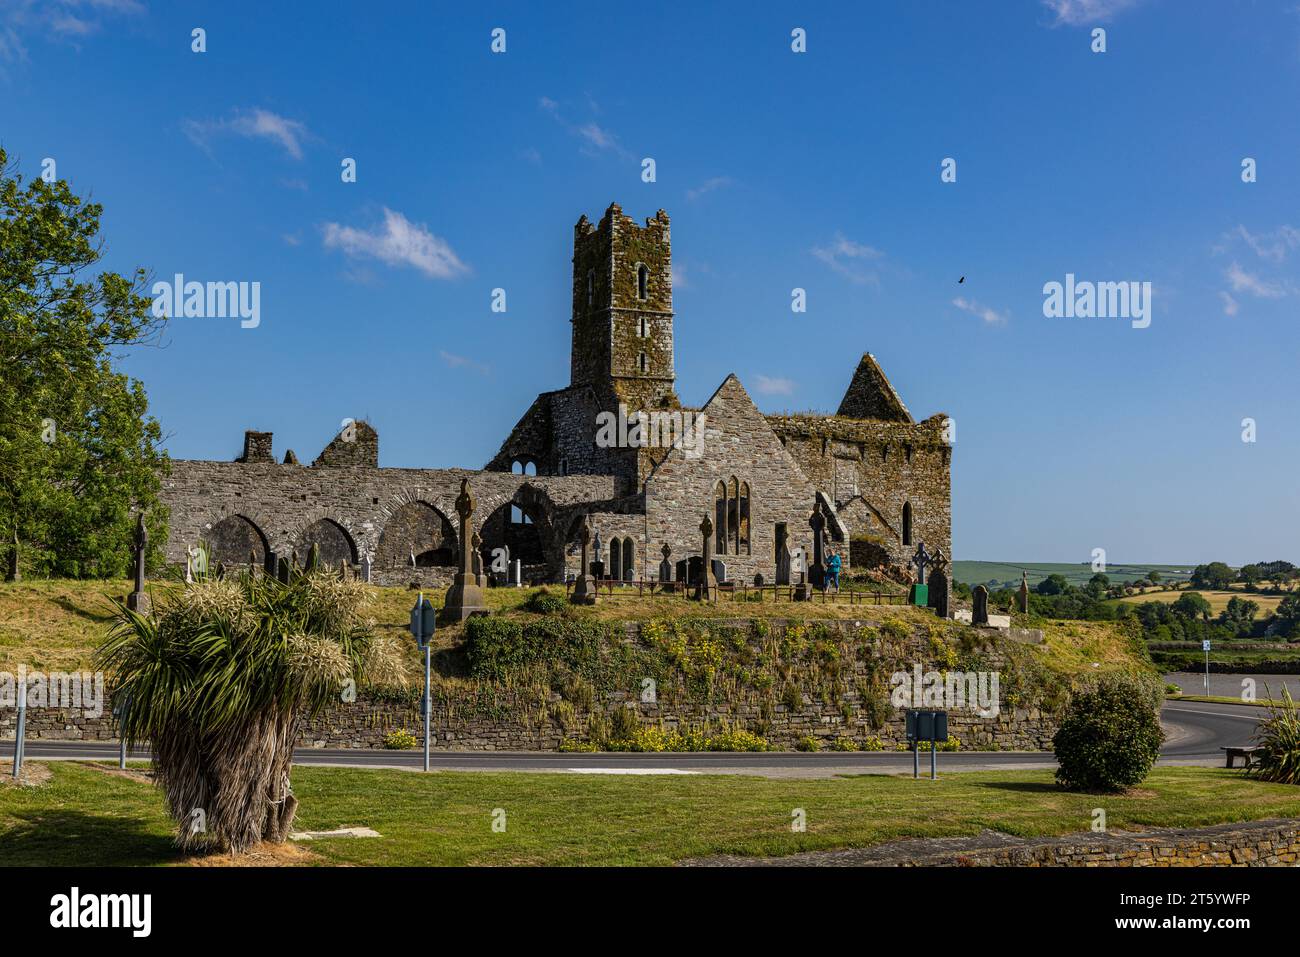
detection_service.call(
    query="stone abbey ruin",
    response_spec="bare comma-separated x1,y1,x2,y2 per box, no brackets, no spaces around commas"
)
160,203,952,591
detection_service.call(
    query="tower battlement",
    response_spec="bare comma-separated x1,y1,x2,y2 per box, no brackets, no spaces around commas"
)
570,203,676,409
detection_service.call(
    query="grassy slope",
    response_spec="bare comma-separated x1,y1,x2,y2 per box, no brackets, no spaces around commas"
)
0,578,922,673
0,762,1297,867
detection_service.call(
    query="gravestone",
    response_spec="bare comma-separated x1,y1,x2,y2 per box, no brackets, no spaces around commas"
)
927,548,951,618
686,556,702,585
360,552,372,584
442,478,489,621
711,558,727,585
570,516,597,605
694,514,718,601
126,513,151,615
908,541,932,606
972,584,989,626
658,543,672,585
792,547,812,601
810,511,826,590
775,540,791,586
470,530,486,587
509,558,522,587
1018,571,1029,614
675,558,688,584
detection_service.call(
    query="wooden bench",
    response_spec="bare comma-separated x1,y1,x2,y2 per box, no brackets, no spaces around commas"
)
1221,746,1260,769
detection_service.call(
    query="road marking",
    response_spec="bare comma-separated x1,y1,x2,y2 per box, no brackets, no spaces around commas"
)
1164,706,1262,722
566,768,699,775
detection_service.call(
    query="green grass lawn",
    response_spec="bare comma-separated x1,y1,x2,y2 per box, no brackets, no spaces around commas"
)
2,762,1297,867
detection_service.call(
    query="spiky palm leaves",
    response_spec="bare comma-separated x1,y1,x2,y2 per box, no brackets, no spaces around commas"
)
1250,686,1300,785
98,569,409,853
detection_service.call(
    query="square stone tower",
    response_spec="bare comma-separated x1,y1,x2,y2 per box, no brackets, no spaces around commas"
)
570,203,677,411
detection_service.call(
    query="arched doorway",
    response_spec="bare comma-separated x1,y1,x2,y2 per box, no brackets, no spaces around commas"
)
296,519,357,568
376,501,457,569
205,515,269,567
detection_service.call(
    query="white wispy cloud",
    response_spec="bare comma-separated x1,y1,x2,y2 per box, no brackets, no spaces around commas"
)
1230,224,1300,264
754,375,795,396
1219,291,1239,316
812,233,884,284
184,107,311,160
539,96,631,158
686,176,733,201
322,207,470,280
1225,261,1286,299
439,350,490,375
1041,0,1140,26
0,0,143,65
951,296,1009,325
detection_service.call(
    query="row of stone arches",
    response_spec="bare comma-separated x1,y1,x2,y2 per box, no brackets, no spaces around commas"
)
200,494,553,573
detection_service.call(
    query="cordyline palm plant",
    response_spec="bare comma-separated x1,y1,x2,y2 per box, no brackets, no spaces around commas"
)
1249,685,1300,785
98,561,409,853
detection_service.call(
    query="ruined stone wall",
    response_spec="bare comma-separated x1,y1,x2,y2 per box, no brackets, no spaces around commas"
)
159,459,617,575
768,413,951,565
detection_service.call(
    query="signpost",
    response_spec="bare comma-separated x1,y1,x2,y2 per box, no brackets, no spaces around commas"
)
410,594,437,772
113,692,132,770
11,680,25,780
906,709,948,780
1202,639,1211,695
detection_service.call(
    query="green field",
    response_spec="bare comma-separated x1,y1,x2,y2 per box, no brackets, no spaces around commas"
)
1,762,1297,867
954,561,1196,590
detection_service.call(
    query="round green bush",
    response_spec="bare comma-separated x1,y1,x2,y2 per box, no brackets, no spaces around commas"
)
523,589,568,616
1053,674,1164,792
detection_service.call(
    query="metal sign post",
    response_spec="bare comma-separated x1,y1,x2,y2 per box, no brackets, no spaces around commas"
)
11,696,25,780
114,692,132,770
906,710,948,780
410,594,436,772
1203,639,1211,694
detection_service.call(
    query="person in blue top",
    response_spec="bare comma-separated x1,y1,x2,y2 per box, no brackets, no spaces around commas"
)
826,549,842,593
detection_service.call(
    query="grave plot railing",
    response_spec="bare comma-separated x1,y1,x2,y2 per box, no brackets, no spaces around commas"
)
560,578,908,605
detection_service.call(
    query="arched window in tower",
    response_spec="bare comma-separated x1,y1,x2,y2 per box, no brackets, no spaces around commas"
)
714,481,728,554
727,477,741,554
637,263,648,300
738,482,751,555
587,269,595,309
638,351,648,373
902,501,913,546
639,316,648,338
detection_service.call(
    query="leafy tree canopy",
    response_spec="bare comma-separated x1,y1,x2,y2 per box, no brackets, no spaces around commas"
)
0,148,168,578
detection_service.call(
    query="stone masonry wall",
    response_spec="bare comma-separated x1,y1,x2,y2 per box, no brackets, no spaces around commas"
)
2,618,1057,752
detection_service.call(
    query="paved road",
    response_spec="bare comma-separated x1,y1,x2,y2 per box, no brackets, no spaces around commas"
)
1166,671,1300,700
14,700,1261,779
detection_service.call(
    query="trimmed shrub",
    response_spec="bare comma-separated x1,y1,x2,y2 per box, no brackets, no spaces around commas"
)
1053,673,1164,792
464,615,603,680
523,589,568,616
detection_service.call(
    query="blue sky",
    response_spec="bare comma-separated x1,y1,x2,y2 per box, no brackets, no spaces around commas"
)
3,0,1298,565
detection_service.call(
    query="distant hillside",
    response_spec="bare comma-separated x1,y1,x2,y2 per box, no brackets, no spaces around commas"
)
952,561,1196,590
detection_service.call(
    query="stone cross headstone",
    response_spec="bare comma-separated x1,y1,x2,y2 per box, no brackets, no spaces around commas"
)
695,514,718,601
658,542,672,584
910,541,932,586
126,513,151,615
570,516,597,605
972,584,989,626
443,478,489,621
928,547,950,619
471,530,485,586
1018,571,1030,614
810,510,826,590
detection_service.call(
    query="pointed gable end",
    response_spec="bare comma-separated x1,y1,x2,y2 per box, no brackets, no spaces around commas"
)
836,353,913,423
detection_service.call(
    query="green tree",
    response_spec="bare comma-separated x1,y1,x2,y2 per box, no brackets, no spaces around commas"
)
1146,570,1162,584
1190,562,1234,590
1053,674,1164,792
1173,592,1212,622
1036,573,1070,596
0,149,168,578
1086,572,1110,598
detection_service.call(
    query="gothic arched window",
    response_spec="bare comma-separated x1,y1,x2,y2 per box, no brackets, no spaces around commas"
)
902,501,913,546
636,263,648,300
